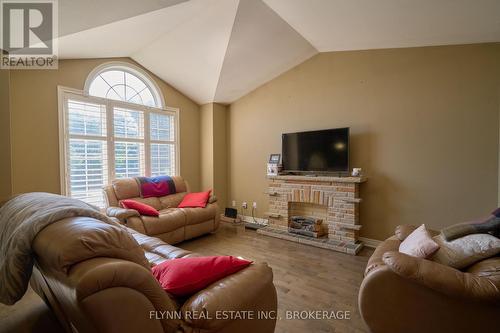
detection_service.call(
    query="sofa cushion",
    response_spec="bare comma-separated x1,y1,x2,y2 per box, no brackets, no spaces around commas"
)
126,197,162,211
172,176,188,193
137,176,177,198
111,176,187,201
152,256,252,297
180,203,217,225
178,190,211,208
159,192,187,209
141,208,186,235
120,199,159,217
112,178,140,200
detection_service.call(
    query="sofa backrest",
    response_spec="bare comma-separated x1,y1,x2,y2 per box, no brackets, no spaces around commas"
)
103,176,189,209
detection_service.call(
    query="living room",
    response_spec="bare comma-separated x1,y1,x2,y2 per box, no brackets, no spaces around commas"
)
0,1,499,333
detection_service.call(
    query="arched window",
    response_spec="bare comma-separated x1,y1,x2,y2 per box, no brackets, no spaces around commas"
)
85,62,164,108
59,62,178,207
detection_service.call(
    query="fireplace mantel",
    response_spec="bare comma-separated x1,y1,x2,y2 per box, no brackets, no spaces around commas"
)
268,175,366,183
258,174,366,255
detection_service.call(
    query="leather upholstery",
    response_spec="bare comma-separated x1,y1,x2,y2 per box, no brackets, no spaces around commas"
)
103,176,219,244
106,207,140,222
180,204,218,225
359,224,500,333
142,209,186,235
159,193,186,209
31,217,278,333
33,217,150,272
113,178,141,200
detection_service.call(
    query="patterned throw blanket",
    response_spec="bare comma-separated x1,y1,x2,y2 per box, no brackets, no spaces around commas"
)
136,176,176,198
0,192,116,305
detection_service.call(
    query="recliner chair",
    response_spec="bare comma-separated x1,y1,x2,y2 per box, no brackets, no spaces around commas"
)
358,225,500,333
30,216,277,333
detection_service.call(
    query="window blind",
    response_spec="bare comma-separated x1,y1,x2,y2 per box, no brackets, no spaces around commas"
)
67,100,108,207
61,93,178,208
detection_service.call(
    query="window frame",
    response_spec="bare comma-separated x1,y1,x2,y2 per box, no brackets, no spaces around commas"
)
57,85,180,200
84,61,165,109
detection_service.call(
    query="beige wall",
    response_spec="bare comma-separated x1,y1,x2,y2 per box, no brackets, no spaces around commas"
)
200,103,214,190
9,58,201,194
200,103,228,209
0,69,12,201
228,43,500,241
213,103,228,209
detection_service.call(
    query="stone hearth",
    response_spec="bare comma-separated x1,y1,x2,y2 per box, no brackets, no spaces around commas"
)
257,175,366,255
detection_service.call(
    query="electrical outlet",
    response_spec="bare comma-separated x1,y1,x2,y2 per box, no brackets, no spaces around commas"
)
242,202,248,209
232,200,236,207
252,202,257,209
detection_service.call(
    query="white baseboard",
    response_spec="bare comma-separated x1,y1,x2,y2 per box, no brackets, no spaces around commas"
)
359,237,382,248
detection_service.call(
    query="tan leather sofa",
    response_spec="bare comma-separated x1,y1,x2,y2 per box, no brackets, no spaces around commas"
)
30,216,277,333
359,225,500,333
103,176,219,244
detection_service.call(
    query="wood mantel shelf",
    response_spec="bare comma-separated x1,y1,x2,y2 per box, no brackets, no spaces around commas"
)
268,175,366,183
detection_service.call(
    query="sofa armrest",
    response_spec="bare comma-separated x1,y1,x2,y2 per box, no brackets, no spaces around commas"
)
106,207,140,222
382,251,500,303
69,257,181,332
180,262,277,331
395,224,439,241
208,194,217,204
394,225,418,241
365,236,401,276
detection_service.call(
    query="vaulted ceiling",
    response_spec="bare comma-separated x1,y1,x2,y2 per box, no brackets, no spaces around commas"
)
58,0,500,104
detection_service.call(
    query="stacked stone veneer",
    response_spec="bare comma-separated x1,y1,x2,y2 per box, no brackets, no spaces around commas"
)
265,175,365,245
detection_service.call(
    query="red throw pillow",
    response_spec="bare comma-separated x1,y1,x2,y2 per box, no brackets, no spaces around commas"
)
177,190,211,208
152,256,252,297
120,199,159,217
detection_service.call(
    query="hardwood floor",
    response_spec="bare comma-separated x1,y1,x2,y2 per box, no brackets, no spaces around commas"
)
181,223,373,333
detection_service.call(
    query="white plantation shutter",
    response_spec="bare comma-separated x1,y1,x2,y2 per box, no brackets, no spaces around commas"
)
150,113,175,176
60,89,179,208
66,99,109,206
113,107,146,178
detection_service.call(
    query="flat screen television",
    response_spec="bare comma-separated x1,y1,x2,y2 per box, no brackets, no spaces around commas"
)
282,128,349,173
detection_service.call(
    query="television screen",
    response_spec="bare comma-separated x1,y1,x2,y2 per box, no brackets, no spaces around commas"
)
282,128,349,173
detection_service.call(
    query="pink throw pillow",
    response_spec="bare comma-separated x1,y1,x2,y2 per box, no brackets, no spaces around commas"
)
399,224,440,258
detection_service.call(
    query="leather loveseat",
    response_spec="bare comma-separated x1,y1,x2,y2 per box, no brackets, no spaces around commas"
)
358,225,500,333
103,176,219,244
30,216,277,333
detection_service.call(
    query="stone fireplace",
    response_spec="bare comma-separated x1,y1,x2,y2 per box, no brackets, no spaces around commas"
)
257,175,365,254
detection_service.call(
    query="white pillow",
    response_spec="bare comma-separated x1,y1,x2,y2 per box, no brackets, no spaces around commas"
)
399,224,440,258
432,233,500,269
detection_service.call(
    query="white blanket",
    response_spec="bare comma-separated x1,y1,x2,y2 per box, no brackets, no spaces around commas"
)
0,192,116,305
